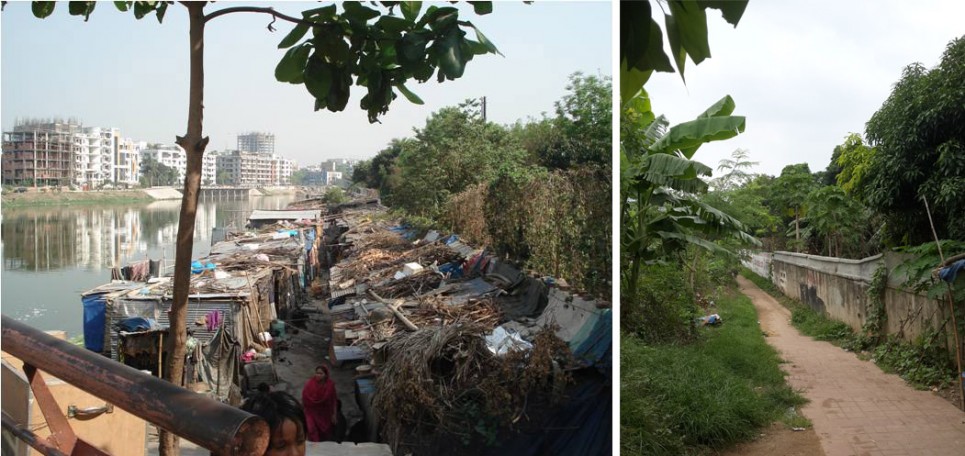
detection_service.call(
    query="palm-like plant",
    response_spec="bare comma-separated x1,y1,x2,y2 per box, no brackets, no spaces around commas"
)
621,90,758,296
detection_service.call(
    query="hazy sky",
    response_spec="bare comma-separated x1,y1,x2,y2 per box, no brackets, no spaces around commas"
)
1,1,612,165
644,0,965,177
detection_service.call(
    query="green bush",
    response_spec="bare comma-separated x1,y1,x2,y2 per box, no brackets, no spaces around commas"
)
621,292,806,455
622,264,698,344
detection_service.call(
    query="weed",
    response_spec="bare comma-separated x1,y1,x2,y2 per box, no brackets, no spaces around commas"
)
621,292,806,455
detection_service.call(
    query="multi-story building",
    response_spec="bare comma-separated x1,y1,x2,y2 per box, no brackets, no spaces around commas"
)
216,150,268,187
2,120,79,187
202,150,218,186
115,138,145,188
72,127,118,188
2,119,134,188
237,132,275,155
140,144,187,183
271,154,295,186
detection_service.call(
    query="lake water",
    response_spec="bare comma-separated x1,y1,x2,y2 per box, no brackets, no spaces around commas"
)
0,195,297,338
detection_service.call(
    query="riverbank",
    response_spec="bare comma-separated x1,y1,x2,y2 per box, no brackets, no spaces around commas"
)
1,189,154,208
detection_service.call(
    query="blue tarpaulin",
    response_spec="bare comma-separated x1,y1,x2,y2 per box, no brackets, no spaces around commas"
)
82,293,107,352
572,309,612,377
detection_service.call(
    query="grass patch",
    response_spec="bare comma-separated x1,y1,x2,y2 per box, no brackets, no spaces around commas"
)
621,292,807,455
1,190,153,207
740,268,956,390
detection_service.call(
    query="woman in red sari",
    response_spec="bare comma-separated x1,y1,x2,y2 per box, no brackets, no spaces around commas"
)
301,365,337,442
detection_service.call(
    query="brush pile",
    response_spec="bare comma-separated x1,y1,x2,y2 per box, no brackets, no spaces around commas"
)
373,324,574,450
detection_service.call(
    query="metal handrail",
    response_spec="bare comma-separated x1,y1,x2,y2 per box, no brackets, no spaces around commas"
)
1,315,269,455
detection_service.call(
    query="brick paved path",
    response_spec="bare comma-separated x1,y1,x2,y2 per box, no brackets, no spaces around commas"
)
738,275,965,456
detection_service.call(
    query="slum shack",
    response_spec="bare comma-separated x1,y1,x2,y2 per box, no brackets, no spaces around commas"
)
83,224,321,404
318,207,611,455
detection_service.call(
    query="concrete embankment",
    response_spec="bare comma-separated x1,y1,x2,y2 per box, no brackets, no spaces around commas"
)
140,187,183,200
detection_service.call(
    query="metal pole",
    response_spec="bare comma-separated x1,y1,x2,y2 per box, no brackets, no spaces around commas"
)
1,315,269,455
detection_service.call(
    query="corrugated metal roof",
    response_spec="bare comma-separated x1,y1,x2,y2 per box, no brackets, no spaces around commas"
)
248,209,322,221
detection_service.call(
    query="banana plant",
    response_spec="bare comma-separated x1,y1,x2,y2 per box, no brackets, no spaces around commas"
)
621,89,758,296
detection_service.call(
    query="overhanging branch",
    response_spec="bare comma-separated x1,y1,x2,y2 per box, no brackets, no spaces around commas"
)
203,6,323,27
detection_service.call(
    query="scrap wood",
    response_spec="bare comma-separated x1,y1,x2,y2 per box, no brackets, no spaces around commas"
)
369,290,418,331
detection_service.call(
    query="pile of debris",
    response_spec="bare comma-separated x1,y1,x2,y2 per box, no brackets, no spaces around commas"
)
318,207,612,455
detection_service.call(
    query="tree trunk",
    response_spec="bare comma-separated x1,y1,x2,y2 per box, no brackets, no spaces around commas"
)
794,210,800,252
160,3,208,455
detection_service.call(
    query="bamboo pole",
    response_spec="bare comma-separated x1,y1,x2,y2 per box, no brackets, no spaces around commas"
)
922,196,964,411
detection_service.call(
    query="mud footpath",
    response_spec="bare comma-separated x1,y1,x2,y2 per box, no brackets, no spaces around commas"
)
146,296,390,456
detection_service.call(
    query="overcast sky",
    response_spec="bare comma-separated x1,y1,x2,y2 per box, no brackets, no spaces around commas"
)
1,1,612,166
645,0,965,177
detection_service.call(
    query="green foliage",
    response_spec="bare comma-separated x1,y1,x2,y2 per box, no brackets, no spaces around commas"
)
545,73,612,169
621,263,698,343
138,157,179,187
273,2,500,122
444,166,611,298
619,0,749,102
834,133,875,196
862,36,965,244
322,186,348,205
622,292,806,455
894,240,965,302
621,90,756,296
803,185,871,258
872,333,956,389
385,104,526,220
862,265,888,339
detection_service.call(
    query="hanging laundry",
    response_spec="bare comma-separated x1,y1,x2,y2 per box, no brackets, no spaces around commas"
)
205,310,222,332
130,260,150,281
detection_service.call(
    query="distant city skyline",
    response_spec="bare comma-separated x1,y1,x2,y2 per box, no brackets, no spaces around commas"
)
1,2,612,164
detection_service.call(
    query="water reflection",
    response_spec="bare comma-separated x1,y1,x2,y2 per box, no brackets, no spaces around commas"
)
0,195,296,335
2,196,291,272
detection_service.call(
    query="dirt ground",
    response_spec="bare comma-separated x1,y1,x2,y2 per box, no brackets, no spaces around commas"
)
737,275,965,456
146,296,366,455
719,423,824,456
272,297,364,427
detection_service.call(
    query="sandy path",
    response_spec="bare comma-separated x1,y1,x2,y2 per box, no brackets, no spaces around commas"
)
737,275,965,456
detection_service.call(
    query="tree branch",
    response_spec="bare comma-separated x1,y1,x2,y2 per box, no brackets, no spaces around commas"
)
203,6,324,27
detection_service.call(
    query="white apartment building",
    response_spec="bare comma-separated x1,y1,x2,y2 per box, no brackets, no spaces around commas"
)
272,154,295,186
140,144,187,182
202,150,218,186
115,138,145,187
72,127,118,188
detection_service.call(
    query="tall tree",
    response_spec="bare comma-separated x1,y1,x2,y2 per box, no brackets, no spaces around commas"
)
772,163,817,251
22,2,501,454
712,148,757,192
862,36,965,244
549,72,612,169
833,133,875,196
